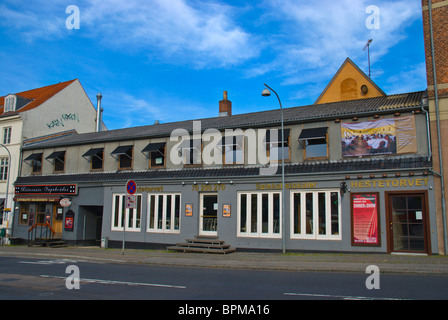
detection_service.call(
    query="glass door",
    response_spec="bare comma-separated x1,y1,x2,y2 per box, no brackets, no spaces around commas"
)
388,193,428,253
200,193,218,236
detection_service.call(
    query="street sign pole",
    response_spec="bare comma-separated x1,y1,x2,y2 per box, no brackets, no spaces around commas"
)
122,180,137,255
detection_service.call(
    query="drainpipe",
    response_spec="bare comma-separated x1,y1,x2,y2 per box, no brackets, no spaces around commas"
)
428,0,448,253
421,102,432,162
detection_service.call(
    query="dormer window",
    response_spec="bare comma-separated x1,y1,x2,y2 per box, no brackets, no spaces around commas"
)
4,95,16,113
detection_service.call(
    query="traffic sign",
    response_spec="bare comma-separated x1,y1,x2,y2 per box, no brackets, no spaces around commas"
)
125,195,136,209
126,180,137,195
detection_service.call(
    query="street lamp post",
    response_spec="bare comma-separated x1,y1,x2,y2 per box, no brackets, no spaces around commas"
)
262,84,286,254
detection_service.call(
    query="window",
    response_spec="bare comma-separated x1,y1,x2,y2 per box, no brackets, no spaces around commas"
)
298,127,328,159
221,135,243,165
4,95,16,112
0,158,8,181
19,203,31,225
111,145,133,170
3,127,11,144
179,139,201,166
147,193,181,233
111,194,142,232
291,190,341,240
82,148,104,171
238,191,281,238
32,154,42,174
142,142,166,168
46,151,65,173
265,129,290,161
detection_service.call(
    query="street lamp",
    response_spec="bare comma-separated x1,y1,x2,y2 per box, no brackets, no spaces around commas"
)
262,83,286,254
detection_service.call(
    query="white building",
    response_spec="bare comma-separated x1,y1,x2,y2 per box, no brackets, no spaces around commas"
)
0,79,103,239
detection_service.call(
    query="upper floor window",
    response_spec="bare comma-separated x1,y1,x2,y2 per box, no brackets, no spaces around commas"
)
46,151,65,173
4,95,16,113
220,135,244,165
298,127,328,159
179,139,202,166
142,142,166,168
24,153,43,174
265,128,290,161
0,157,8,181
82,148,104,171
3,127,11,144
111,145,133,170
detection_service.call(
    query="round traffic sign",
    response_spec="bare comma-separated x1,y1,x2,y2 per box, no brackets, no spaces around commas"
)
126,180,137,195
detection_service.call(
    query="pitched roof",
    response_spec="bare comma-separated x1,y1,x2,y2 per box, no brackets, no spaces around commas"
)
22,89,426,150
0,79,77,114
315,57,386,104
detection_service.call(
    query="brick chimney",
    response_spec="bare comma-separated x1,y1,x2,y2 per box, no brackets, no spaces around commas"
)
219,91,232,117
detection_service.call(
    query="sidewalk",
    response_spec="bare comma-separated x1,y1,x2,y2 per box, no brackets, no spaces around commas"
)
1,245,448,275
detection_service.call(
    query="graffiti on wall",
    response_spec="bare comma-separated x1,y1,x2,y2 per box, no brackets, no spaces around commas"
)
46,113,80,129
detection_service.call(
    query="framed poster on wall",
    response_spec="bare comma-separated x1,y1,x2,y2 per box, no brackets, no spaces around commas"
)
351,193,380,246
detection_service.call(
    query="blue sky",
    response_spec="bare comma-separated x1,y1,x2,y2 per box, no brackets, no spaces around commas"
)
0,0,427,130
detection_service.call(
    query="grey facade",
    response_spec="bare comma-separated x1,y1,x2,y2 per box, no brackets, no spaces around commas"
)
11,90,440,254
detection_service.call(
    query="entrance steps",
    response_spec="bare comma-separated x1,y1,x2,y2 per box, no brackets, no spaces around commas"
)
167,236,236,254
32,238,68,248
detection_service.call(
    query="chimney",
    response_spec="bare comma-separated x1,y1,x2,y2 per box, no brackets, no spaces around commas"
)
96,92,102,132
219,91,232,117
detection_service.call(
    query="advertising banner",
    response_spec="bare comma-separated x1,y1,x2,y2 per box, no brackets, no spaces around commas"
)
351,193,380,246
341,116,416,157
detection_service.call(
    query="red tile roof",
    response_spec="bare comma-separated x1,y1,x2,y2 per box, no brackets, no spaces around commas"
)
0,79,77,114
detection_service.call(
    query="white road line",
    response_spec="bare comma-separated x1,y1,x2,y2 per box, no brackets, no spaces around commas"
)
284,292,408,300
40,275,186,289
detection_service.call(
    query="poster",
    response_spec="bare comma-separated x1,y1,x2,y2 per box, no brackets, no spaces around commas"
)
352,193,380,246
223,204,231,218
341,116,416,157
185,204,193,217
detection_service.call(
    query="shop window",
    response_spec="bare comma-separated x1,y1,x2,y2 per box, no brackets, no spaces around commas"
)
111,194,142,232
238,191,281,238
291,190,341,240
36,202,46,224
147,193,181,233
298,127,328,159
19,203,31,225
0,158,8,181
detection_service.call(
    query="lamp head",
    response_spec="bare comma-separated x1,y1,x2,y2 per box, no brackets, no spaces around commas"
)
261,88,271,97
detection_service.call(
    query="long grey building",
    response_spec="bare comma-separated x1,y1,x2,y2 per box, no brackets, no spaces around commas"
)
10,84,439,254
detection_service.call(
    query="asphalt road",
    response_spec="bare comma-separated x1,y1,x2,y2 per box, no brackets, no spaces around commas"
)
1,256,448,304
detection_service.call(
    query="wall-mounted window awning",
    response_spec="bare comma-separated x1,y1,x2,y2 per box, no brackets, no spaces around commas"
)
82,148,104,162
264,128,290,146
45,151,66,164
298,127,327,147
110,145,133,160
142,142,166,157
24,153,43,165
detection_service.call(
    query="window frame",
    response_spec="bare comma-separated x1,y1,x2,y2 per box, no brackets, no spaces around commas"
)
237,191,282,239
111,193,142,232
290,189,341,240
147,193,181,233
0,157,8,181
3,127,11,144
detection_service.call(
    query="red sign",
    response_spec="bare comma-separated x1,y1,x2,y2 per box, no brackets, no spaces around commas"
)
352,193,380,246
126,180,137,195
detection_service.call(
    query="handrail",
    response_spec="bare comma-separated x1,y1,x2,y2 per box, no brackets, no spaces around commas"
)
28,223,56,234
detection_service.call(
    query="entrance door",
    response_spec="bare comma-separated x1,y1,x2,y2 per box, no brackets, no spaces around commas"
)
53,204,63,237
199,193,218,236
387,192,429,254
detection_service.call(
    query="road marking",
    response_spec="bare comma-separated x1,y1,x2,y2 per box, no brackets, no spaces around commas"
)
284,292,408,300
40,275,186,289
